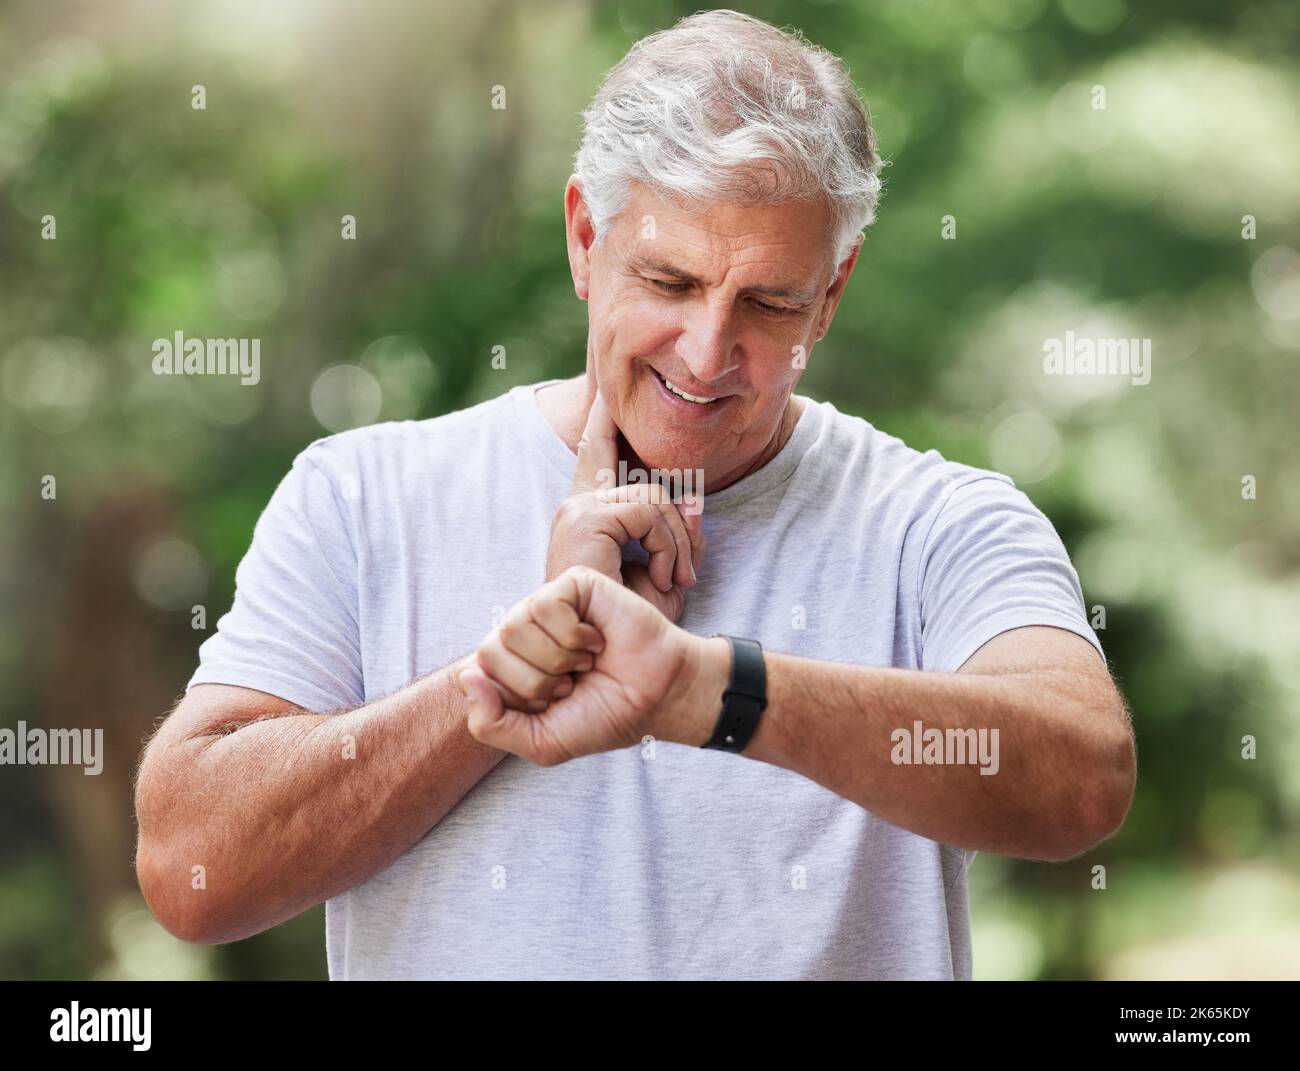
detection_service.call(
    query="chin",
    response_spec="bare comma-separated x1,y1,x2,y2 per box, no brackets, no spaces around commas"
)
624,426,713,475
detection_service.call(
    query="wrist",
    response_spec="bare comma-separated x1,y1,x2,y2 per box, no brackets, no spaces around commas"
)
656,633,731,747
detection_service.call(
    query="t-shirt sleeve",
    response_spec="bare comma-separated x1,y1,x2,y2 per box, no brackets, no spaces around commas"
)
917,474,1104,673
187,445,365,713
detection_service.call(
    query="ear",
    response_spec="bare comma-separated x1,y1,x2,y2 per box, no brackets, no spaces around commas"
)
813,235,863,342
564,176,597,301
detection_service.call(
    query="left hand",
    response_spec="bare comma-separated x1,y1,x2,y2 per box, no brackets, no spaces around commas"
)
457,566,725,765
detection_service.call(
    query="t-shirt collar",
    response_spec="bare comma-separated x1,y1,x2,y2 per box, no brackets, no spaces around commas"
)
511,379,824,512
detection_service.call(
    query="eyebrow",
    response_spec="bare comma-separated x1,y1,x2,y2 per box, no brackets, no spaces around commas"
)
628,253,818,305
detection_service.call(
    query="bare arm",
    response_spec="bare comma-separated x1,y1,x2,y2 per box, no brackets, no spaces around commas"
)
137,386,703,946
134,653,505,944
460,570,1136,864
695,625,1136,862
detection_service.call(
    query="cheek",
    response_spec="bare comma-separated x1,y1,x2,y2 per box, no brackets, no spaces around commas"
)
743,322,813,385
763,316,817,363
600,292,678,357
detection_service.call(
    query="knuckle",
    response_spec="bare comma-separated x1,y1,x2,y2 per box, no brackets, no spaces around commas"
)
539,649,568,675
501,675,533,701
565,492,604,523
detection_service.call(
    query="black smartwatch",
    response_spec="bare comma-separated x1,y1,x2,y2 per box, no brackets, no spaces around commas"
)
701,635,767,753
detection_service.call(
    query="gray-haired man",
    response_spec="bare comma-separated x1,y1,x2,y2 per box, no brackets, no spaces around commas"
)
136,9,1134,980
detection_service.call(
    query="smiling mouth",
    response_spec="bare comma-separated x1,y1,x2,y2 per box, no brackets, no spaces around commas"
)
652,368,723,405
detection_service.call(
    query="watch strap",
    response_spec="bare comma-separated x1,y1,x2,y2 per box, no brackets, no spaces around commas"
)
701,635,767,753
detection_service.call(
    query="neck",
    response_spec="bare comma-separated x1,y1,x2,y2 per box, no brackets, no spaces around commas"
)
536,373,804,493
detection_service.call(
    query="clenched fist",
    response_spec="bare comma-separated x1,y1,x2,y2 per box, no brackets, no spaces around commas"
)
546,389,706,622
457,566,730,765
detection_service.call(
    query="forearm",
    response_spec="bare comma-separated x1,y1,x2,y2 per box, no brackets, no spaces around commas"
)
673,639,1132,861
137,654,505,943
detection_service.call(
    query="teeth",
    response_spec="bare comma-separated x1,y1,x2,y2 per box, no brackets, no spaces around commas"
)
658,372,718,404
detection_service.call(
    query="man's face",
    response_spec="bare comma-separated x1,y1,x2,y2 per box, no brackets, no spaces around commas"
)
566,179,858,486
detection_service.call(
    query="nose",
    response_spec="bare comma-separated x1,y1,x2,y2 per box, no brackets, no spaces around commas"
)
674,292,741,385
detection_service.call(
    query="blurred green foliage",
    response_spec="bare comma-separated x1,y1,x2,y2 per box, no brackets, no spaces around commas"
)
1,0,1298,980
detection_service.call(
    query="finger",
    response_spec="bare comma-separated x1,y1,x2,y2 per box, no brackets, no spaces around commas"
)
459,665,507,736
465,640,552,712
477,632,573,709
461,665,538,753
498,602,598,676
596,484,694,592
623,560,687,622
483,672,548,714
529,591,604,654
635,481,704,586
571,387,620,493
644,500,694,590
678,496,706,576
556,564,648,636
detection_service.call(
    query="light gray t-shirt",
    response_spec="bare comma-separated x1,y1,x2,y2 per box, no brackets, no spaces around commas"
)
188,380,1104,980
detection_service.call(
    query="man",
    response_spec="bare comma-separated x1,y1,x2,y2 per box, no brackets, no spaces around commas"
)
135,10,1135,980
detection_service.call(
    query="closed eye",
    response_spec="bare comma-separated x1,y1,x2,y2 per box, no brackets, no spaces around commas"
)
752,299,798,317
649,277,800,317
649,278,691,294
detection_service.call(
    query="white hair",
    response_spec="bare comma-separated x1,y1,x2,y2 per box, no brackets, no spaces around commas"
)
573,9,885,271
